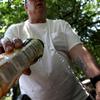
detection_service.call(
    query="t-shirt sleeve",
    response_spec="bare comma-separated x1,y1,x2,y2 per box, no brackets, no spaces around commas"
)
3,24,18,40
62,21,82,51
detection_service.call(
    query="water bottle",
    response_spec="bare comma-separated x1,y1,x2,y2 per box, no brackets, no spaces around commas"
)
0,38,44,97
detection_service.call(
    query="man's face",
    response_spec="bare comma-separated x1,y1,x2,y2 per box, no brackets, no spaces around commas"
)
25,0,46,20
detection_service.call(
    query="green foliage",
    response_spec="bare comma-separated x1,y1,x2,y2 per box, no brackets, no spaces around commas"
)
0,0,27,36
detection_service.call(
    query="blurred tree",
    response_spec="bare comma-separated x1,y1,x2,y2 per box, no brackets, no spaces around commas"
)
0,0,27,36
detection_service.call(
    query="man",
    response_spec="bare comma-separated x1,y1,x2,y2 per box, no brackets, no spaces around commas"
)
0,0,100,100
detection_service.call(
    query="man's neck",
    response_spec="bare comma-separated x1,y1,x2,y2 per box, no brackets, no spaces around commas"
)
28,18,46,24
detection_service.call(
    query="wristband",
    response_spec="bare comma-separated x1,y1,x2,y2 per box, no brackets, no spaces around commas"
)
90,74,100,88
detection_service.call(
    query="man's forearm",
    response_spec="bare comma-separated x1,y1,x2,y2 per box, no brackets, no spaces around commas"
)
69,44,100,78
69,44,100,99
74,54,100,78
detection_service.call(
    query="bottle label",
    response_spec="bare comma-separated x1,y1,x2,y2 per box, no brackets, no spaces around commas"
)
0,62,18,83
0,39,44,84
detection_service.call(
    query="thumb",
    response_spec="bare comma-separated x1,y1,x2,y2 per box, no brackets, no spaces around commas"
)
1,38,14,54
0,39,5,54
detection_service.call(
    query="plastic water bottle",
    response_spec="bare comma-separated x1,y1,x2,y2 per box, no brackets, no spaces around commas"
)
0,38,44,95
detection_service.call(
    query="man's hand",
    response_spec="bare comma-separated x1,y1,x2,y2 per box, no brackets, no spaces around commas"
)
0,38,31,98
1,38,22,53
96,81,100,100
0,38,31,75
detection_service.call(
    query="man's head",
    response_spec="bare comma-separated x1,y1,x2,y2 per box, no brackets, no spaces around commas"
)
24,0,46,23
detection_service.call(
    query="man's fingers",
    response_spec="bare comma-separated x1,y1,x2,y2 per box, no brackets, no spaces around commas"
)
0,40,5,54
13,38,23,49
96,81,100,100
22,68,31,75
0,38,31,76
1,38,14,54
96,94,100,100
0,38,23,54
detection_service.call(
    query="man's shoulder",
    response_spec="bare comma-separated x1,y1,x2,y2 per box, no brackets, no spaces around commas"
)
47,19,68,26
10,21,26,28
6,21,27,32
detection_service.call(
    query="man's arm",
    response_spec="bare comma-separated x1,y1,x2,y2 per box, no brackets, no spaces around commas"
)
0,38,31,98
68,43,100,99
69,43,100,77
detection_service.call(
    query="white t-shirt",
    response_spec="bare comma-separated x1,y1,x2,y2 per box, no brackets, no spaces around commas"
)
4,19,88,100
